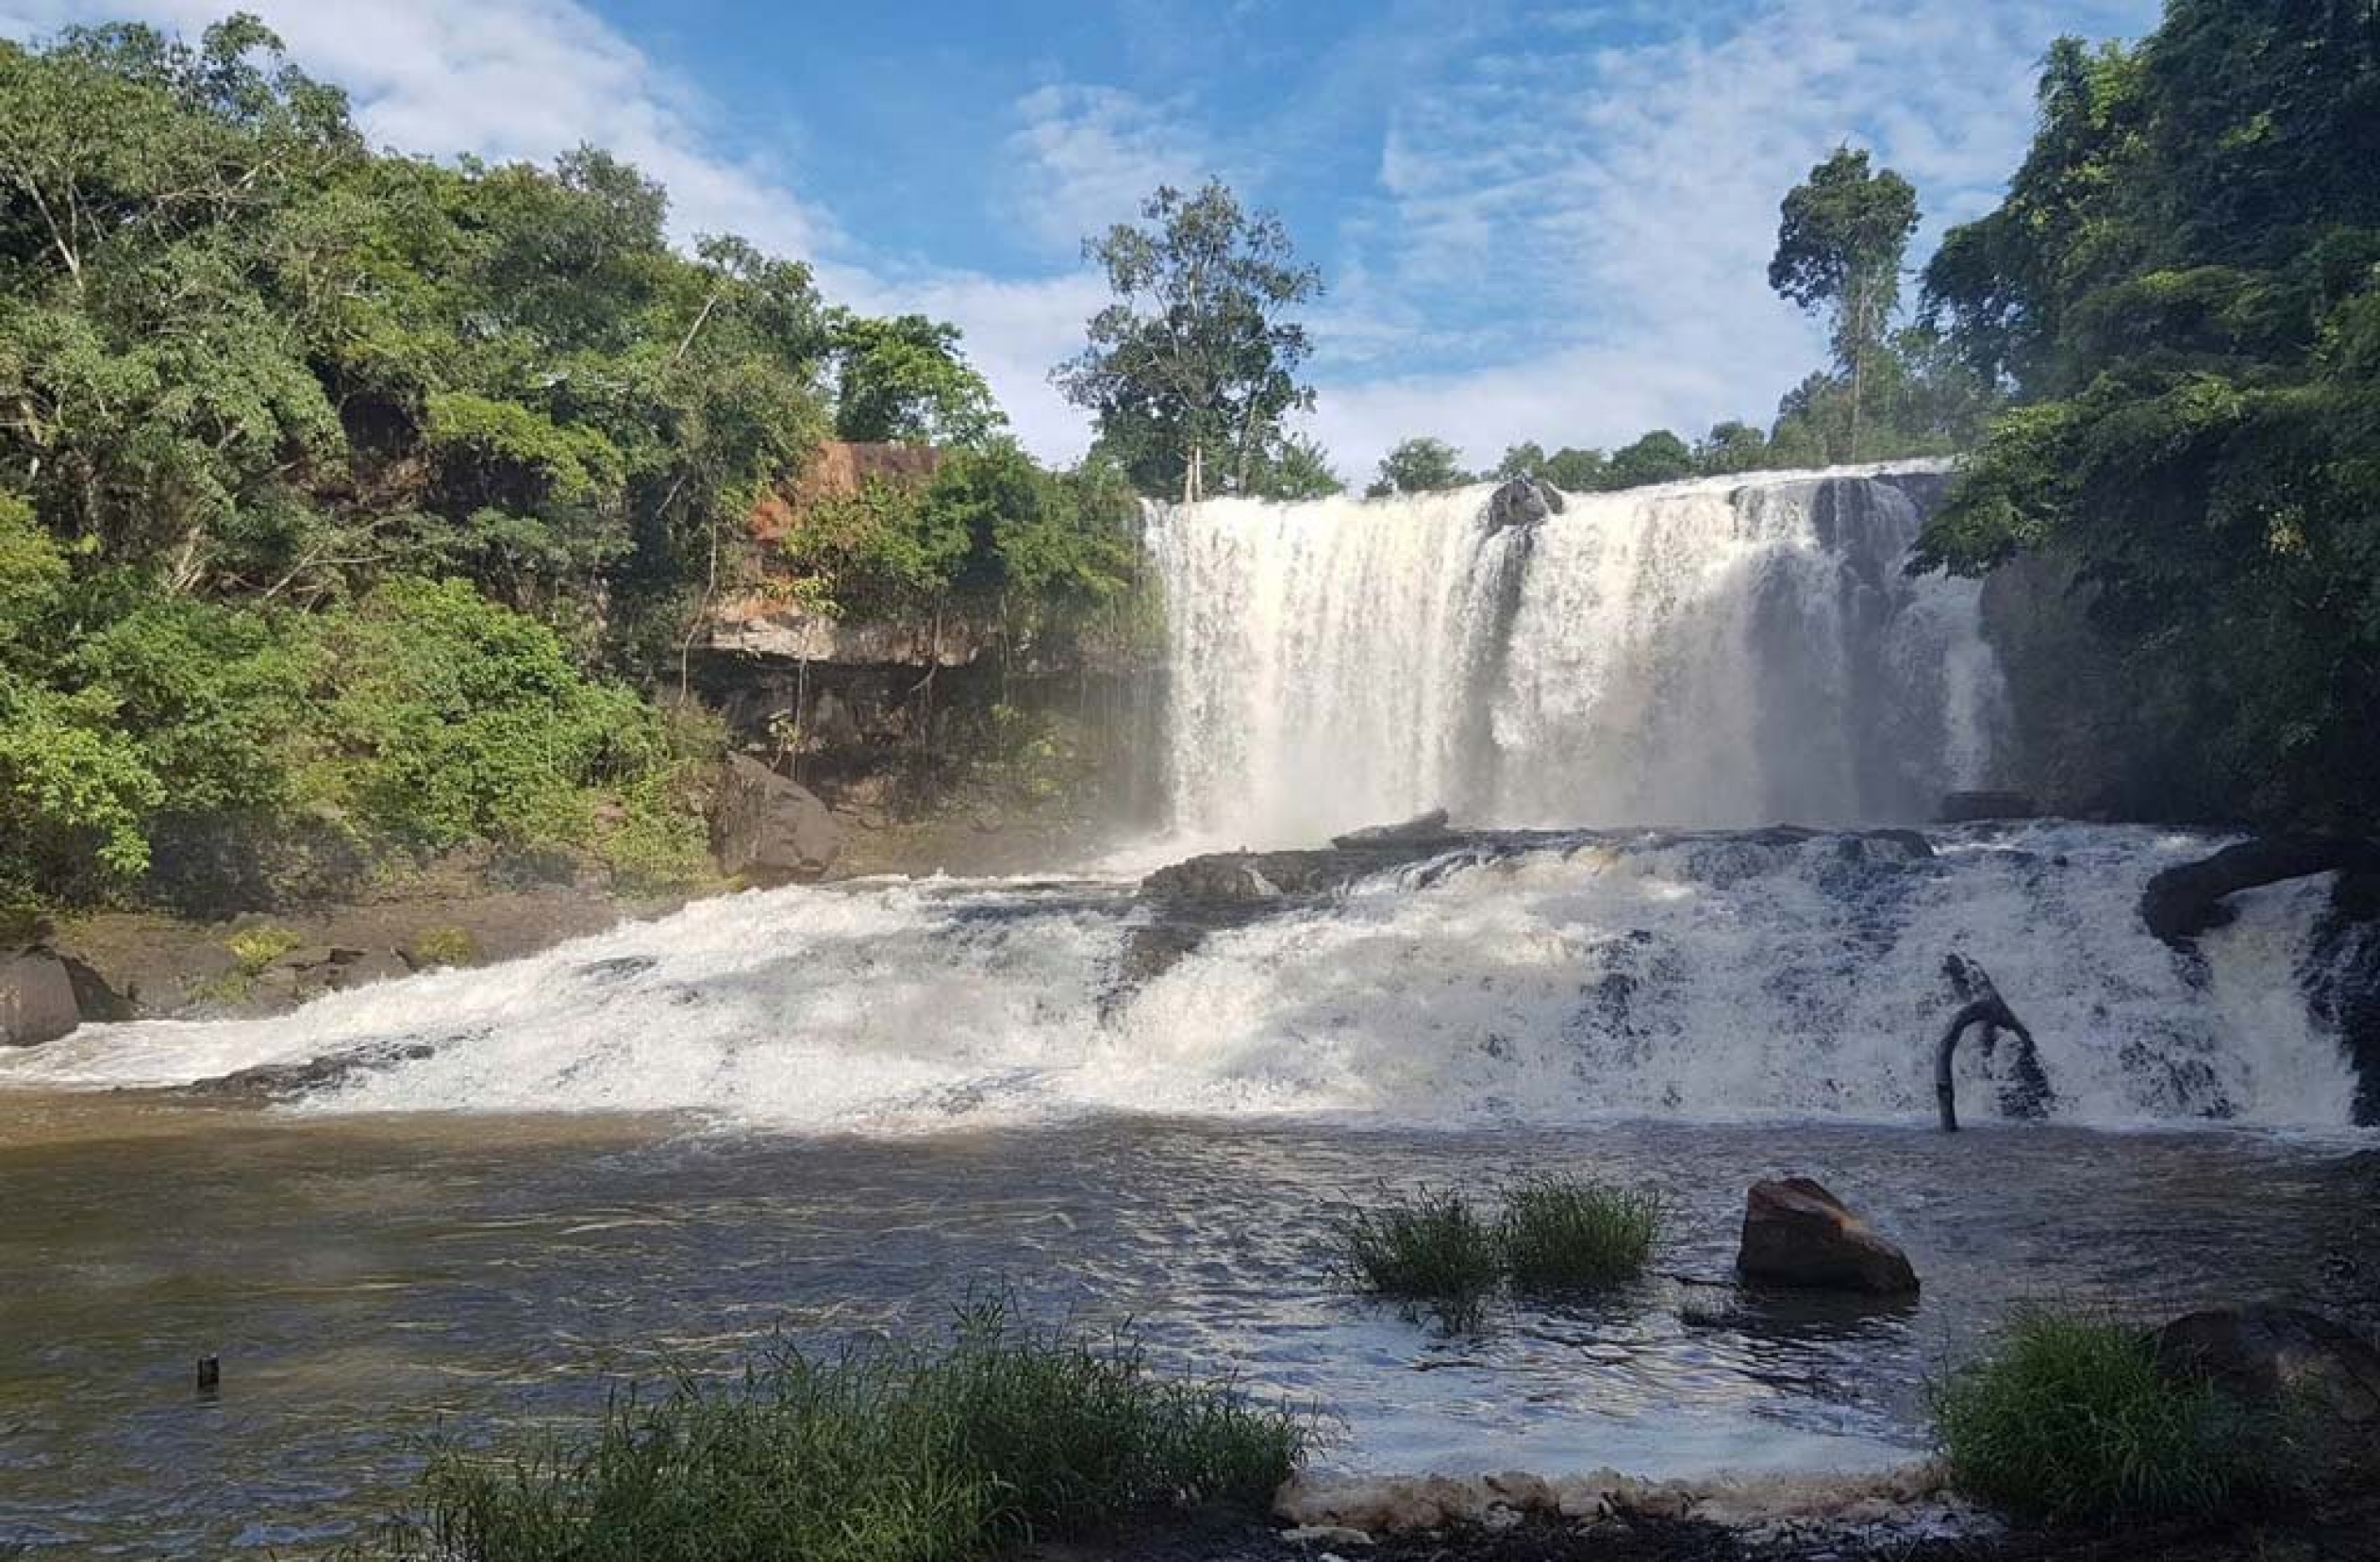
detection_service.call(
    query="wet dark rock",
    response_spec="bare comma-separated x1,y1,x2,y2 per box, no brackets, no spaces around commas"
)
1,948,79,1047
2309,892,2380,1128
574,955,657,985
713,754,841,885
1485,476,1564,532
1865,829,1934,860
1141,841,1456,905
1935,790,2038,823
1737,1177,1919,1296
2139,834,2380,946
266,945,414,1004
188,1038,441,1101
2154,1304,2380,1469
58,953,133,1022
1332,808,1456,850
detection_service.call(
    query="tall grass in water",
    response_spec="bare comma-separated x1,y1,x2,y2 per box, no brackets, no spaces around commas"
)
1498,1177,1662,1292
1930,1307,2300,1526
1329,1186,1503,1321
353,1296,1307,1562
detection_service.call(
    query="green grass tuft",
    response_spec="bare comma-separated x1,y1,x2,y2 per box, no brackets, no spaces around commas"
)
1930,1306,2300,1526
1329,1187,1503,1316
1497,1176,1662,1292
349,1295,1307,1561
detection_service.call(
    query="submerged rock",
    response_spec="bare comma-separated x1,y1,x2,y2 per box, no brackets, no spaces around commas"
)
1737,1177,1920,1296
0,948,79,1047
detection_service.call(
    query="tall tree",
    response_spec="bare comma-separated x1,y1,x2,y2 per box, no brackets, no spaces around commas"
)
1055,180,1321,503
1769,147,1920,460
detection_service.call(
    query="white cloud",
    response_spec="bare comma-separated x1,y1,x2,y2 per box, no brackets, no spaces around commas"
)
1005,83,1209,255
1301,0,2160,475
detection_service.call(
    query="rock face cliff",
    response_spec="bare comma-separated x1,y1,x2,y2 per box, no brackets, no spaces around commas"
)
693,442,1162,856
1976,551,2211,822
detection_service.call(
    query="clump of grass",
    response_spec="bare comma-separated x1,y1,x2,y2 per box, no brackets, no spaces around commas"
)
408,924,478,967
1930,1307,2300,1526
353,1295,1307,1562
1330,1187,1503,1315
225,923,304,973
1498,1176,1662,1292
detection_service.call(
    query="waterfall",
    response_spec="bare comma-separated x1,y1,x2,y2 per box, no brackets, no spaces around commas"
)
4,824,2364,1132
1145,465,2005,845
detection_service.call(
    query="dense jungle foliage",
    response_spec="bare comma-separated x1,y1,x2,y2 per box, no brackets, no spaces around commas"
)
1916,0,2380,827
0,16,1136,914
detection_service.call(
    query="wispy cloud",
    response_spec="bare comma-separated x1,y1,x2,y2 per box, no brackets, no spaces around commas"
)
1005,82,1210,255
1302,0,2159,474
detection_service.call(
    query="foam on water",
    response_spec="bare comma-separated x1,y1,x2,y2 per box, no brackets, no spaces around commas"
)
4,824,2361,1132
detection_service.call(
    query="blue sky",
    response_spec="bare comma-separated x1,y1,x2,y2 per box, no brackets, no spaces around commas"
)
4,0,2160,476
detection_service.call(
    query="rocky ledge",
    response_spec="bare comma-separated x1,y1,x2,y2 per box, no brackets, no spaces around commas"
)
1123,818,1936,993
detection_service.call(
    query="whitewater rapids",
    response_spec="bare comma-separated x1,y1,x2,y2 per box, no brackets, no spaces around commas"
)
3,823,2361,1133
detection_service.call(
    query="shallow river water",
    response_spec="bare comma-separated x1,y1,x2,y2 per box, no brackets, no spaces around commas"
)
1,1092,2368,1558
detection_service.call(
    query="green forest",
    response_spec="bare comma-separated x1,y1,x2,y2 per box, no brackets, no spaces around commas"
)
3,0,2375,919
0,16,1141,916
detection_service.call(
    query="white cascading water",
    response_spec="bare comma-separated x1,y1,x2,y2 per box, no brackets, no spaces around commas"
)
3,824,2363,1132
1146,466,2003,844
2,466,2365,1133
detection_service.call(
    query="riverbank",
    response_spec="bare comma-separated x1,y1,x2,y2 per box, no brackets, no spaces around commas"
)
1049,1489,2380,1561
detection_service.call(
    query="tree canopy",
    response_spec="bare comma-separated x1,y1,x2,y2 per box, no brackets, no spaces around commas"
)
1914,0,2380,826
1770,147,1922,460
1055,180,1322,503
0,13,1135,913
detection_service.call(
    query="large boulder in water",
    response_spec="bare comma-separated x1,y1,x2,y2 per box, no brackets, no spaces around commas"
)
1,948,80,1047
1737,1177,1919,1296
713,755,840,885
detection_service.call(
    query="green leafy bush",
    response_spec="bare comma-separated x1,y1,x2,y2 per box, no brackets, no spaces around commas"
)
1930,1307,2299,1524
302,577,666,849
71,598,308,816
1498,1177,1663,1292
351,1296,1307,1562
